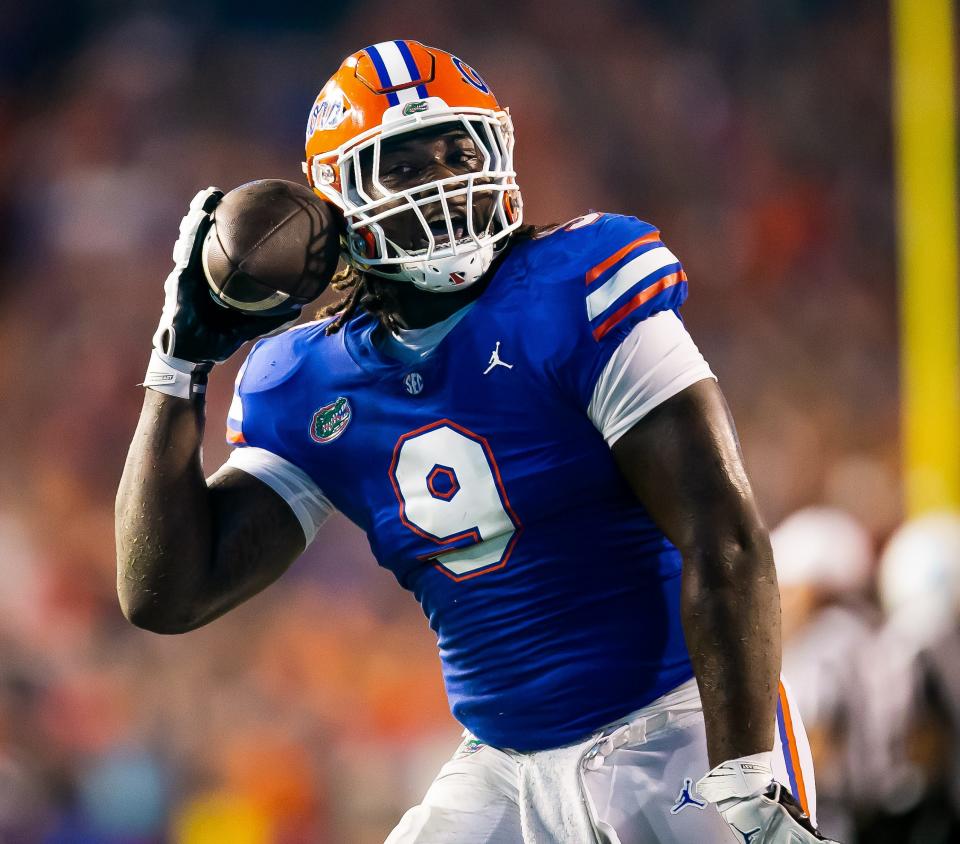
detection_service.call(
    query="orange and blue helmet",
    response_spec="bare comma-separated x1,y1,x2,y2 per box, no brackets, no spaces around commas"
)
303,40,523,292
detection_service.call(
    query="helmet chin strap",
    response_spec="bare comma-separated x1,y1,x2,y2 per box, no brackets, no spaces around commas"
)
390,240,497,293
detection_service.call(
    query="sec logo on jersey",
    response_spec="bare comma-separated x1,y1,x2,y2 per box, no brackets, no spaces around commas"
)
404,373,424,395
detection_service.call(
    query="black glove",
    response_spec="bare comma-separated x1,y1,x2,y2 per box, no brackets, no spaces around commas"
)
144,187,299,399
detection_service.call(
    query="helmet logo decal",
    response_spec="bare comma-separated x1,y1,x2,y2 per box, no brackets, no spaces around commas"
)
451,56,489,93
306,94,351,141
306,102,320,143
402,100,430,116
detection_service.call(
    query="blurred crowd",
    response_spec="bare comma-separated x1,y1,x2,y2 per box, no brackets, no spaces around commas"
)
0,0,953,841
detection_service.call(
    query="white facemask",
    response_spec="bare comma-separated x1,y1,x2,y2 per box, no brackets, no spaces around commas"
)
314,98,523,292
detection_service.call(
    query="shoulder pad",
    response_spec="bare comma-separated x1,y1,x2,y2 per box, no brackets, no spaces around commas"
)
522,213,687,340
239,319,332,394
580,215,686,341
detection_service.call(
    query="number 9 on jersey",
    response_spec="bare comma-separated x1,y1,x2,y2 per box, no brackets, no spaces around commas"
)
389,420,522,581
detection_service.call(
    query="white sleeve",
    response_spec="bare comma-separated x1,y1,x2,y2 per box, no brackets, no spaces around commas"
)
225,446,335,546
587,310,716,447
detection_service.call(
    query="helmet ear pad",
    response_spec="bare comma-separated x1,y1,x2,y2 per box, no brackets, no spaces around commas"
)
504,192,519,225
351,227,378,259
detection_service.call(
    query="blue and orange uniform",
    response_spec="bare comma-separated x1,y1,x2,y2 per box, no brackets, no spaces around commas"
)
224,213,703,751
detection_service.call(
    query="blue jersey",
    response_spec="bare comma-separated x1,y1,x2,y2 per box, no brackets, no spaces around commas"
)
227,213,695,751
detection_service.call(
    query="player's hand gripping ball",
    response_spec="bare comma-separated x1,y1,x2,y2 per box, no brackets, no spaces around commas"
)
202,179,340,317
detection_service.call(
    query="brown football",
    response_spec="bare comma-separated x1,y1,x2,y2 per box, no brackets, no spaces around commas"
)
201,179,341,317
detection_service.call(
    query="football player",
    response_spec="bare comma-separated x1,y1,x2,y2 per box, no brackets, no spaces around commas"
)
116,41,836,843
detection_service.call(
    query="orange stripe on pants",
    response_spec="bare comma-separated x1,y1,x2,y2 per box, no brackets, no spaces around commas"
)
778,680,809,815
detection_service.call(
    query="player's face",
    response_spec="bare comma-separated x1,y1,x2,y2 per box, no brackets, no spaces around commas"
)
361,124,497,252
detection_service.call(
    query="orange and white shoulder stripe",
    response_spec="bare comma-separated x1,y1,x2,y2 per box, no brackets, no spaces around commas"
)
584,225,687,341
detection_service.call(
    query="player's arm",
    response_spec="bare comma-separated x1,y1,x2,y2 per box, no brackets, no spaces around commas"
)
115,188,308,633
116,392,304,632
579,215,830,839
611,378,779,766
575,217,777,761
612,380,834,841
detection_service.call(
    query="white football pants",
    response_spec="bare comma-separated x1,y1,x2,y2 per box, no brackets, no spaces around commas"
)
386,677,817,844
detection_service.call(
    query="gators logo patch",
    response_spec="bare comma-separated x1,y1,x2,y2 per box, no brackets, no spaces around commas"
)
454,737,485,758
402,100,430,116
310,397,352,443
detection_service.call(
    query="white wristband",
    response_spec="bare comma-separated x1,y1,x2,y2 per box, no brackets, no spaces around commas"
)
142,349,208,400
696,751,774,804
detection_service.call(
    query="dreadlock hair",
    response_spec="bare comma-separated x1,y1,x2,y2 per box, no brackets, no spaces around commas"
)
320,223,544,335
319,263,405,335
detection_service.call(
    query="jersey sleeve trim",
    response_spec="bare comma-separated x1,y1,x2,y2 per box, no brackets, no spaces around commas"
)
586,244,687,340
587,310,716,447
586,229,661,284
225,446,335,545
591,269,687,341
225,357,250,445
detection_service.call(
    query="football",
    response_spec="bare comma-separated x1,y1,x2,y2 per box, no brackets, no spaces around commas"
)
201,179,341,317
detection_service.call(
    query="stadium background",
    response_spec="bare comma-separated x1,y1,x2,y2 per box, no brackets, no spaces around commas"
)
0,0,953,841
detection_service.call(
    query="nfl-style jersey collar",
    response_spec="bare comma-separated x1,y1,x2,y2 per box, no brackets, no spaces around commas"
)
341,238,529,378
377,302,477,365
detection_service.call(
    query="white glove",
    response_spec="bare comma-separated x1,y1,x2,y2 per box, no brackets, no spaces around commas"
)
144,187,296,399
144,187,222,399
697,753,839,843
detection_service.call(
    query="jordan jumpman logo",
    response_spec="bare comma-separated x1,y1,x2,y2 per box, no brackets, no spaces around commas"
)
670,778,706,814
483,341,514,375
732,826,761,843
